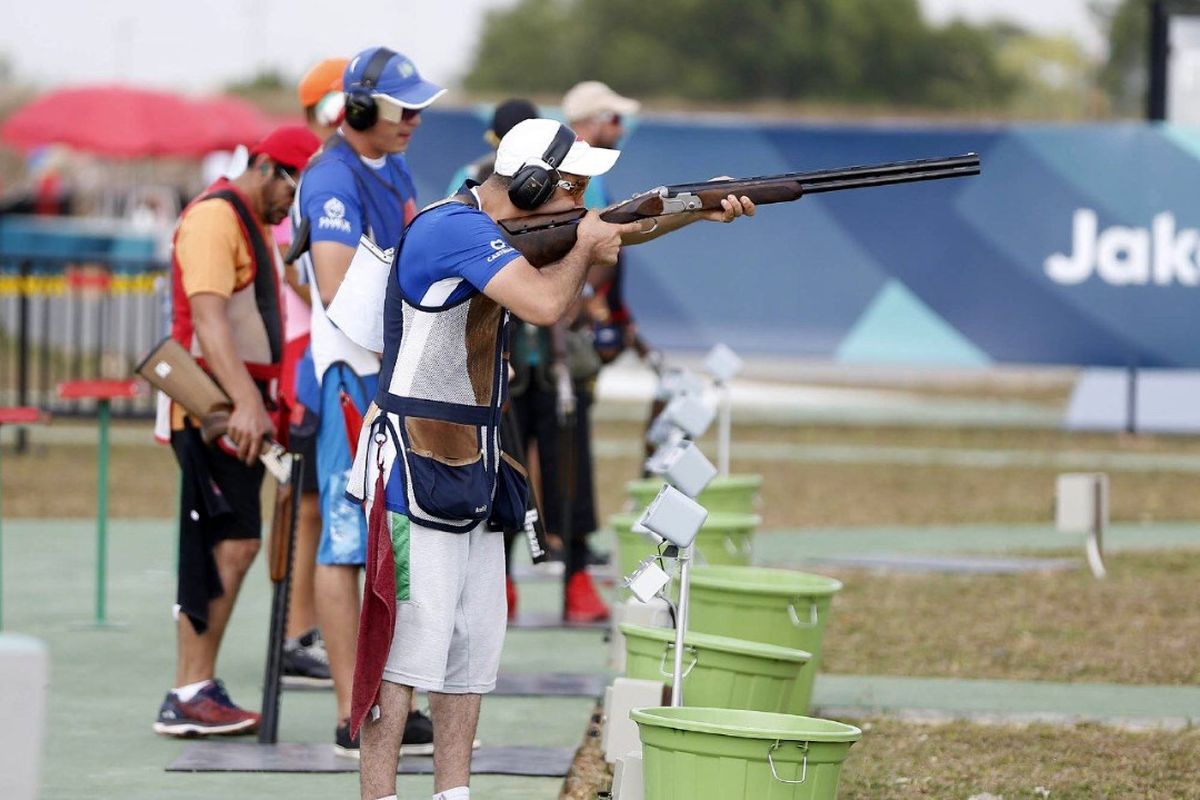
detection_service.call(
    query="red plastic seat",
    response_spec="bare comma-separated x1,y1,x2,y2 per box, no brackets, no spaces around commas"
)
0,407,46,425
57,379,141,401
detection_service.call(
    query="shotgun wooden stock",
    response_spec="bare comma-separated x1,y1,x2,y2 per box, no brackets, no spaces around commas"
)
267,471,295,583
498,152,981,267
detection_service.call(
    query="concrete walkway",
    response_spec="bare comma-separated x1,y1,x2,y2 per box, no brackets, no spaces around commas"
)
0,518,597,800
751,521,1200,562
594,438,1200,473
813,674,1200,730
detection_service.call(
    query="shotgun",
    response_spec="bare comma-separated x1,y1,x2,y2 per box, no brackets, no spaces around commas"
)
499,153,980,267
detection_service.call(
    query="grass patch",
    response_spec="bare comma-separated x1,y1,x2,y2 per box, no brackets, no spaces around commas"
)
2,440,178,518
839,717,1200,799
820,550,1200,685
8,421,1200,527
595,452,1200,528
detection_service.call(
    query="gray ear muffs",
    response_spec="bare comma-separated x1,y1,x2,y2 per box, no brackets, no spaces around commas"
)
507,124,576,211
343,48,397,131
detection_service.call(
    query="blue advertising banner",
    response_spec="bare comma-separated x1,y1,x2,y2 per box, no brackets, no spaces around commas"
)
405,110,1200,368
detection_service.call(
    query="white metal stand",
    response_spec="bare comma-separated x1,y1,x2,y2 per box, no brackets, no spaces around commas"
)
1086,484,1107,579
716,381,732,477
670,545,692,707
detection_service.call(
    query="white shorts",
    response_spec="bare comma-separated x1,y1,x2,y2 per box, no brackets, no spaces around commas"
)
382,514,507,694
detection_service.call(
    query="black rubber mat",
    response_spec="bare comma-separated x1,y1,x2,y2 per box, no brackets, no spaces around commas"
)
283,671,608,697
167,742,574,776
508,612,609,630
493,672,608,697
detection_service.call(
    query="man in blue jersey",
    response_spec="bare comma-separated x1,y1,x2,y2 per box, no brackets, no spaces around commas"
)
350,118,755,800
293,44,443,758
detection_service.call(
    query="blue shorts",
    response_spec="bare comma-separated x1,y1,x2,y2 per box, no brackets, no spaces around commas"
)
316,364,379,566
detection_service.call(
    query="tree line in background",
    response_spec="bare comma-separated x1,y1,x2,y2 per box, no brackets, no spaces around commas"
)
465,0,1150,118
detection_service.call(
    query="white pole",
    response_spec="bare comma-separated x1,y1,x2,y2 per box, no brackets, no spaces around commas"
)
670,545,692,707
717,382,731,477
1087,475,1107,579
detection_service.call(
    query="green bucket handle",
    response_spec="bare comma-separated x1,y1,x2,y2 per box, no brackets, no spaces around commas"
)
659,643,699,679
787,598,819,628
722,535,753,558
767,740,809,784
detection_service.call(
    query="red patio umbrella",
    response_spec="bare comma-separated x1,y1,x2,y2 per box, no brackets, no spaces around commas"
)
191,95,276,153
1,85,274,159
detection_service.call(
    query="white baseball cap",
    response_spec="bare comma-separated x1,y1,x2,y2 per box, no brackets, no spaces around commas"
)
562,81,640,122
494,118,620,178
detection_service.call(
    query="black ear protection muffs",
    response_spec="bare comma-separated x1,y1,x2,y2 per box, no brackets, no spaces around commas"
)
507,124,576,211
343,48,397,131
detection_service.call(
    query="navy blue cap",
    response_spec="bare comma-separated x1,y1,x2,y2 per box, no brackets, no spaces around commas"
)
344,47,445,109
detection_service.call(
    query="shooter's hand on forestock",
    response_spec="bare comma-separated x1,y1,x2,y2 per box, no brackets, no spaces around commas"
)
695,190,756,223
227,390,275,466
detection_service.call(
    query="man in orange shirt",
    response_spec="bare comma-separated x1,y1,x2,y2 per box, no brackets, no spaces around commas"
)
154,126,320,737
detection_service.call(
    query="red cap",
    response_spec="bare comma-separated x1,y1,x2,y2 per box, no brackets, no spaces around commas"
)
250,126,321,171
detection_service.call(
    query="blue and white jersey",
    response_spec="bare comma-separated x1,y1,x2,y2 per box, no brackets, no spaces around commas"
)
347,189,525,532
293,136,419,381
300,137,418,250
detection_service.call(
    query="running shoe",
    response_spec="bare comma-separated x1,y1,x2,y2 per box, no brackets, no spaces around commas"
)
282,628,332,688
152,679,260,737
401,709,435,756
334,720,360,759
564,570,610,623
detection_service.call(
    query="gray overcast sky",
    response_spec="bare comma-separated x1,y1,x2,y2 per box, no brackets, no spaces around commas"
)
0,0,1106,94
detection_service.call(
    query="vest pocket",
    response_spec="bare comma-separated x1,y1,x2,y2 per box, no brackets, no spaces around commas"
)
402,416,491,523
490,451,530,531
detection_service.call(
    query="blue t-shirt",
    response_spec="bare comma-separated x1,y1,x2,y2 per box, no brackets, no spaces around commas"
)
395,200,521,308
299,139,418,254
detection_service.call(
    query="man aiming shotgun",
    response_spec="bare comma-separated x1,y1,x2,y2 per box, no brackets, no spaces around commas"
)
500,152,980,266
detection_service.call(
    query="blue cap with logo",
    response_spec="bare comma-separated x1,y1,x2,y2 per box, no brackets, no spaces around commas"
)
344,47,445,109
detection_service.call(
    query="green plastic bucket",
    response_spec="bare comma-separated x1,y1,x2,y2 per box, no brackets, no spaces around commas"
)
632,706,861,800
627,473,763,514
687,566,842,715
621,623,810,713
612,512,761,586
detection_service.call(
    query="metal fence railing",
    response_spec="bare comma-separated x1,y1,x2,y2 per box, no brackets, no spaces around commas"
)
0,251,168,421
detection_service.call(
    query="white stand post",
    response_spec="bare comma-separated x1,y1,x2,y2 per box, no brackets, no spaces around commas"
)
1056,473,1108,580
1087,480,1107,579
670,545,692,707
716,381,732,477
704,344,742,478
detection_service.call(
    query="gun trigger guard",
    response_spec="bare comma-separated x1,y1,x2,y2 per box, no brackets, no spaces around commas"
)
640,218,659,235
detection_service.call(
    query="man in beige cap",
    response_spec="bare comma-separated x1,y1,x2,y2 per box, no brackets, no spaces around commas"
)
563,80,640,153
554,81,645,622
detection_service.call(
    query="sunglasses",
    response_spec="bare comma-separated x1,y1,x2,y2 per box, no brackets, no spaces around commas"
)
556,177,588,196
374,94,423,124
275,166,298,190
